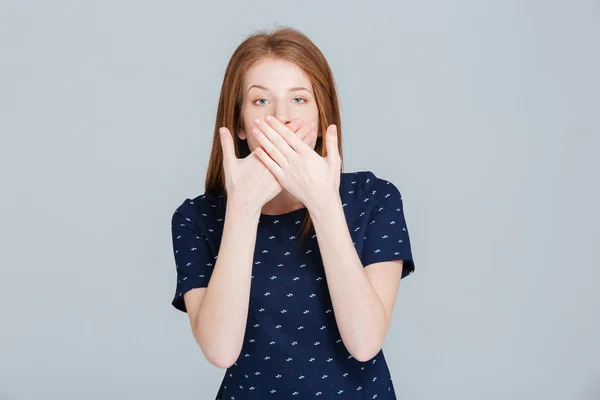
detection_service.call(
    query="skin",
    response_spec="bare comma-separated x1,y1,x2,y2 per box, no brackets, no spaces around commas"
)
183,57,405,368
237,57,320,215
250,107,404,363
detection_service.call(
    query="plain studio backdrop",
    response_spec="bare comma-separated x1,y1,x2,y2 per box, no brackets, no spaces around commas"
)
1,1,598,399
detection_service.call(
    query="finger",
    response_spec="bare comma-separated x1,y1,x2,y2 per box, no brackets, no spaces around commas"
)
255,147,284,181
325,124,340,166
261,115,305,156
296,121,316,141
288,118,303,133
252,125,289,168
302,131,317,147
301,123,318,146
219,127,236,168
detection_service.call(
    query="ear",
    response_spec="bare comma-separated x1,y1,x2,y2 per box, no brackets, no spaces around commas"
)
237,125,247,140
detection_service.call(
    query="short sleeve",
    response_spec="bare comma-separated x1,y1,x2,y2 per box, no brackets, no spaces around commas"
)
170,203,215,313
361,179,416,279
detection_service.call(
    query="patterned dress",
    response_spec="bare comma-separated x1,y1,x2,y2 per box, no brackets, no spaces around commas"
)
171,170,416,399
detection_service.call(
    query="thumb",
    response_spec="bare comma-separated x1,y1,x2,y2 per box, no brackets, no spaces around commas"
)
219,127,236,168
325,124,339,167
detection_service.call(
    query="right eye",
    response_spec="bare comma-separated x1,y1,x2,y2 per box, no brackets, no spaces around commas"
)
254,98,269,106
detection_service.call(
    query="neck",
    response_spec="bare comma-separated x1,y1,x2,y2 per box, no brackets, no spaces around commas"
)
261,190,304,215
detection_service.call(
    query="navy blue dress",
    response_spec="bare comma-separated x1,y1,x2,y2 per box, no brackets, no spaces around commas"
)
171,170,416,399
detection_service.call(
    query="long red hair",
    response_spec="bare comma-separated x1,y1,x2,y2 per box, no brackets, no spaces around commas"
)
205,26,344,242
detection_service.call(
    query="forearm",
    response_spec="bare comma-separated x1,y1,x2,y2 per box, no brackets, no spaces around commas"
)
196,199,260,367
309,194,389,362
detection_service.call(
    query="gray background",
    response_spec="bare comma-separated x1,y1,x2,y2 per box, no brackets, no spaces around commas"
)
1,0,598,399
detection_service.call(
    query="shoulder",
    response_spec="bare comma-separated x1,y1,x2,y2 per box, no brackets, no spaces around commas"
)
340,170,402,203
171,191,226,230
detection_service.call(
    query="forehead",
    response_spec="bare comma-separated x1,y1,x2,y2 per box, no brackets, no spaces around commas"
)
244,58,311,88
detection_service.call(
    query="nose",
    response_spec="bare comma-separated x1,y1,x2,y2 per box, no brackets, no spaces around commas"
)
274,103,293,126
278,117,292,126
275,116,296,133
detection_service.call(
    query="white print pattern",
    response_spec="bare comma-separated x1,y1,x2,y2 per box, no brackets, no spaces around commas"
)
171,171,415,399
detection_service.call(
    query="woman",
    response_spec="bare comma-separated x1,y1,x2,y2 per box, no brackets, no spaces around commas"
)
171,26,416,399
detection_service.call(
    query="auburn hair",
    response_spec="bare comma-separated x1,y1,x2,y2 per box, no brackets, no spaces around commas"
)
205,25,344,244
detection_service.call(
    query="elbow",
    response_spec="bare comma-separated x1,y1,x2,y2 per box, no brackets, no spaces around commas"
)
196,337,240,369
343,312,389,362
201,345,239,369
192,326,241,369
351,346,382,363
209,355,236,369
352,321,389,362
347,335,385,363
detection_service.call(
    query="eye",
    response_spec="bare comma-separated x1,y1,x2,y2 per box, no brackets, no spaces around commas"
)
253,97,306,106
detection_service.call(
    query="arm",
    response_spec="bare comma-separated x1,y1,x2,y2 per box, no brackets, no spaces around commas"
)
309,193,403,362
184,119,314,368
185,200,260,369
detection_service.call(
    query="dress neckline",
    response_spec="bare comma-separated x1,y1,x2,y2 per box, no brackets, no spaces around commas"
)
259,206,307,220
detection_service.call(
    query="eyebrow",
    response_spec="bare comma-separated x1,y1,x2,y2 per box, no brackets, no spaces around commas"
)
248,84,312,93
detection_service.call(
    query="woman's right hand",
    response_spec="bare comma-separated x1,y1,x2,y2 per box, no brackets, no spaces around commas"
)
219,119,317,213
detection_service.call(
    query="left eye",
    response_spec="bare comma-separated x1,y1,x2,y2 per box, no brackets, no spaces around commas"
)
253,97,306,106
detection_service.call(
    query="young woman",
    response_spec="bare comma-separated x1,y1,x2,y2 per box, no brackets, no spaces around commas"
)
171,26,416,399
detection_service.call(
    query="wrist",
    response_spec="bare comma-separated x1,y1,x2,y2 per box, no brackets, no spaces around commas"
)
226,195,262,220
307,190,343,223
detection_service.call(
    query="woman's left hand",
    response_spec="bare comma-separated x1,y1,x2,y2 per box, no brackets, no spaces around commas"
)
252,115,342,211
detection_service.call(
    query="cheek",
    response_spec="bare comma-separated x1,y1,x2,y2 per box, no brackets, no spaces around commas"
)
306,109,319,129
246,131,263,152
301,107,318,120
245,133,257,148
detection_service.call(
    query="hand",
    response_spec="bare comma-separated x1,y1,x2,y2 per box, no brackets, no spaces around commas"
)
218,119,317,213
251,115,342,211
